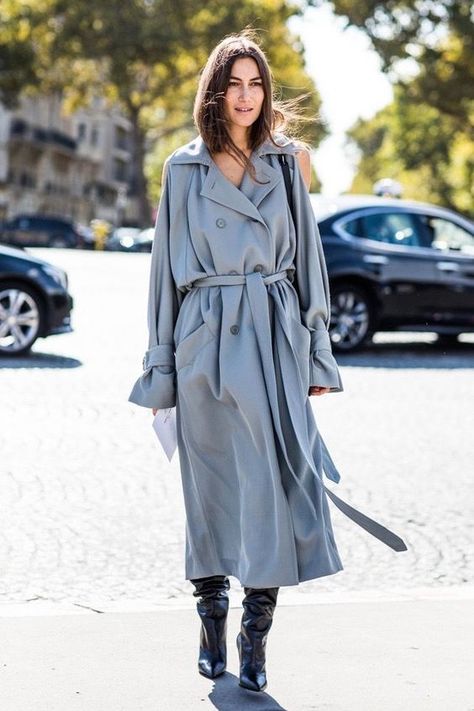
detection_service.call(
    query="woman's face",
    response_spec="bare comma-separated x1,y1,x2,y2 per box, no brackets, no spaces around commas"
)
223,57,265,132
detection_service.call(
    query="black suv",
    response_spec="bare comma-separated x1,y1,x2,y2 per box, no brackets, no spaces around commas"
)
0,214,85,249
311,195,474,351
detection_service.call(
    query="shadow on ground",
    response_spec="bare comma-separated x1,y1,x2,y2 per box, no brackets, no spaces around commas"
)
207,672,288,711
0,352,82,369
336,338,474,369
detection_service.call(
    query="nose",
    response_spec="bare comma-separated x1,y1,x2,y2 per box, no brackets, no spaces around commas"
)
239,85,251,100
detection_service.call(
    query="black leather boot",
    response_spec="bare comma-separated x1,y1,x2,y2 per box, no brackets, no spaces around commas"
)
191,575,230,679
236,586,279,692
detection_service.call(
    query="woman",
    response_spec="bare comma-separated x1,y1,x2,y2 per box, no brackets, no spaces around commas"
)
129,33,407,692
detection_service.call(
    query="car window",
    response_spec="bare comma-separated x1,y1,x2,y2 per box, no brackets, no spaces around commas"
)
419,215,474,255
343,212,424,247
342,216,362,237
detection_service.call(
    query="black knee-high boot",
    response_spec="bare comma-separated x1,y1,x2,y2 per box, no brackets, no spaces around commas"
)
191,575,230,678
236,586,279,692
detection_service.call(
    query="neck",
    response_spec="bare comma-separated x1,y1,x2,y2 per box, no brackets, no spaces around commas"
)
228,126,251,154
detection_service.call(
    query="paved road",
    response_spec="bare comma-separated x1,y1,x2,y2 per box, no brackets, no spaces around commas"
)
1,249,473,612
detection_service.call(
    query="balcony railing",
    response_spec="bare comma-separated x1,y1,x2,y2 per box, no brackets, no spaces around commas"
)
10,119,77,152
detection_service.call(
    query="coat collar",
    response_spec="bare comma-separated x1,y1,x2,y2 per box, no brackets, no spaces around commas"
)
169,134,297,224
169,133,299,166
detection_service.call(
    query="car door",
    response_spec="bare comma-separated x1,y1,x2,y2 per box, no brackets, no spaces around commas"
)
6,216,46,247
416,212,474,328
336,208,442,324
11,216,32,246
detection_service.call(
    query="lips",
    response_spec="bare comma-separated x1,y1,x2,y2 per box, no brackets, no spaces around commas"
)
235,107,253,112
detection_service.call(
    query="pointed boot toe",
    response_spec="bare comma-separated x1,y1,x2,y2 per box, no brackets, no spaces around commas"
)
198,655,226,679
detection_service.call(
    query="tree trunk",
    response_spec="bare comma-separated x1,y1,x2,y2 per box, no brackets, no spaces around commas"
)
129,108,152,227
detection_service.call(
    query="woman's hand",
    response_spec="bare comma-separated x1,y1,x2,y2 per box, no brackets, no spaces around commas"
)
309,386,331,396
152,408,158,416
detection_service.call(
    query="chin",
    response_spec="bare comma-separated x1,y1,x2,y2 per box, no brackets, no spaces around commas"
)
232,111,259,126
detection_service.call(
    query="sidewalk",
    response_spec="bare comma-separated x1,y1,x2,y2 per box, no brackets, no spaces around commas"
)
1,594,473,711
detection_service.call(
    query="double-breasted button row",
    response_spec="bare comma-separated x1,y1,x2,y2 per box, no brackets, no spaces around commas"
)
230,324,239,335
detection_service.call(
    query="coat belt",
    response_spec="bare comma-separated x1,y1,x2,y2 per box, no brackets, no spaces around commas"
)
190,269,407,553
188,268,289,289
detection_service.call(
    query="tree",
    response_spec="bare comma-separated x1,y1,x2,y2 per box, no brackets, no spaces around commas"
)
46,0,327,224
308,0,474,130
0,1,44,106
347,85,474,215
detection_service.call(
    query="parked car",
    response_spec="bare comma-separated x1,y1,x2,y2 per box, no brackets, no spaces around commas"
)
105,226,153,252
0,244,73,355
311,194,474,351
0,214,87,249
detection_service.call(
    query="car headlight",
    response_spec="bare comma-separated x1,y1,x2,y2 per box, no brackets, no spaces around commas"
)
120,236,135,248
35,265,68,289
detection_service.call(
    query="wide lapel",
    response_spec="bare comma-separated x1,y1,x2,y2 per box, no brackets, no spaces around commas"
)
200,161,267,225
172,134,291,225
249,153,283,209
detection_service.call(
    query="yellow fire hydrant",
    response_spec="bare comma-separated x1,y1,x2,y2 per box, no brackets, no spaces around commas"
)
91,219,110,250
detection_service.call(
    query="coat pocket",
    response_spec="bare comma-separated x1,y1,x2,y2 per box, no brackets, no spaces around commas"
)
175,321,214,372
290,316,311,356
290,316,311,392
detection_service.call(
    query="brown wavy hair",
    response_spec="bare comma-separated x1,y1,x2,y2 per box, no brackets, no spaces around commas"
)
193,30,310,182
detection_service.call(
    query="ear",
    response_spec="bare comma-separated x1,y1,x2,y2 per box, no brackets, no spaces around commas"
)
295,148,312,191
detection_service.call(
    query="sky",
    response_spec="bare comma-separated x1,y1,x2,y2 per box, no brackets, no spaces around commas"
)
289,5,394,195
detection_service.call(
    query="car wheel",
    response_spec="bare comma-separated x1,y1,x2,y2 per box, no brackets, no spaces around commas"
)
329,284,374,352
0,282,44,355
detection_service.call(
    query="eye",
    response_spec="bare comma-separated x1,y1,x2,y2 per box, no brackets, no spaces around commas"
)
228,80,240,87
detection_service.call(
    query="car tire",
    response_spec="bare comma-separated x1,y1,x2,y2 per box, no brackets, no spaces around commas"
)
0,281,45,356
329,283,375,352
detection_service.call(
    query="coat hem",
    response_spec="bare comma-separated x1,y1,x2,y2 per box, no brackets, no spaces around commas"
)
185,562,344,589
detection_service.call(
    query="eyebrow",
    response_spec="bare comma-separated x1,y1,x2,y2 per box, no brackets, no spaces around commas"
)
229,75,262,81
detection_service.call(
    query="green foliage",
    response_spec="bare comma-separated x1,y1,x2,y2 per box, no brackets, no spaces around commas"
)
0,0,51,106
309,0,474,127
347,86,473,215
1,0,328,217
314,0,473,214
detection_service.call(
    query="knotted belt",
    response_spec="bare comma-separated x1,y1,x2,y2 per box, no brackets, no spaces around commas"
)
190,269,407,553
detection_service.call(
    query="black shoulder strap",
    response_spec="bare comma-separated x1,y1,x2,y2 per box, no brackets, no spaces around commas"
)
277,153,296,227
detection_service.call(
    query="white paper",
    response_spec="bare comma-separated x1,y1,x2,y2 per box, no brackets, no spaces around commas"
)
152,408,177,462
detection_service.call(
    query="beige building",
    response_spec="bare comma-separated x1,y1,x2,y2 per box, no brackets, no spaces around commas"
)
0,93,138,225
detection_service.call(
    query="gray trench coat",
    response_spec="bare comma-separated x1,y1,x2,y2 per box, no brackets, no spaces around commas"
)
129,134,407,588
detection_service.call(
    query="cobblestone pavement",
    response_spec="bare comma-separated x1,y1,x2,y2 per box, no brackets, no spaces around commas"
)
1,249,473,612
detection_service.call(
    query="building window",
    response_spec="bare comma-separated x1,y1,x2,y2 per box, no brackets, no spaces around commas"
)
77,123,87,141
115,126,128,151
91,125,99,146
113,158,127,183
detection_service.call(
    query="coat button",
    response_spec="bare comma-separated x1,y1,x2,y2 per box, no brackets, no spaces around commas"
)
230,324,239,335
254,264,263,272
216,218,226,228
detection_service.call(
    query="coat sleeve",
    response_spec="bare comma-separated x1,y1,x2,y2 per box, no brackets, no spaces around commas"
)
128,159,183,408
290,151,343,393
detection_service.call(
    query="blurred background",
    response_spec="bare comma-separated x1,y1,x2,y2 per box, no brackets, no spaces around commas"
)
1,0,472,231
